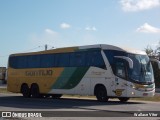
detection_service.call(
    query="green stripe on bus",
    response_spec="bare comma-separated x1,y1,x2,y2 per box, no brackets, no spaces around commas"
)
62,67,89,89
52,67,77,89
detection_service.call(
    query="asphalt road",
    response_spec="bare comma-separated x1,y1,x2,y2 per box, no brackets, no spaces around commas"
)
0,84,160,119
0,93,160,120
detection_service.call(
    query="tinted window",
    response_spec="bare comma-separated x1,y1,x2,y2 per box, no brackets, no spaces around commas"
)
104,50,127,65
9,50,105,69
9,56,17,68
9,54,54,68
86,50,105,68
55,53,70,67
27,55,40,68
115,59,127,79
9,56,27,68
40,54,54,68
70,52,86,67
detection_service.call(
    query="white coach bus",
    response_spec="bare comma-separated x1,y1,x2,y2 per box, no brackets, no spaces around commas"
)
7,44,155,102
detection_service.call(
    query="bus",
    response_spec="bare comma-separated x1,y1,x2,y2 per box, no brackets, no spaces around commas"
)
7,44,155,102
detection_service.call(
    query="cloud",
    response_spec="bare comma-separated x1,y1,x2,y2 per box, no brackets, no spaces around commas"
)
30,29,59,47
45,28,57,35
136,23,160,33
29,28,76,48
60,23,71,29
120,0,160,12
85,26,97,31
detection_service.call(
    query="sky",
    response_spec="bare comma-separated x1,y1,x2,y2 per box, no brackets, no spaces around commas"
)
0,0,160,67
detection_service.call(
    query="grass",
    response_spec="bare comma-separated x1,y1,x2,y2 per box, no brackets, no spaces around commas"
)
0,87,8,93
1,87,160,102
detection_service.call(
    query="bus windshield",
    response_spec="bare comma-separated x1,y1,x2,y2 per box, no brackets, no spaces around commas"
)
128,54,154,84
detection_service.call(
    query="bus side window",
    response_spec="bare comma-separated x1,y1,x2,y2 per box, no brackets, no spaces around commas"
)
55,53,70,67
75,52,85,67
27,55,40,68
86,51,105,69
16,56,27,68
9,56,17,68
70,52,85,67
115,60,126,79
40,54,55,68
9,56,28,69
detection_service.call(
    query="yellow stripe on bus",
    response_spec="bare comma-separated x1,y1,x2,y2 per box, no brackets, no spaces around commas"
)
7,67,64,93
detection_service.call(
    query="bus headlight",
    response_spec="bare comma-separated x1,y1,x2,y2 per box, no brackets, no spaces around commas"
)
132,86,135,89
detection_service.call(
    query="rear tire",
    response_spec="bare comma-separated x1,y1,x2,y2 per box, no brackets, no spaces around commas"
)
95,85,108,102
118,97,130,102
21,84,31,98
30,84,40,98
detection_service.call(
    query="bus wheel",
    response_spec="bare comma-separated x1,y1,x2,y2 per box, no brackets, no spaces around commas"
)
52,94,62,99
95,85,108,102
118,97,130,102
21,84,31,98
31,84,40,98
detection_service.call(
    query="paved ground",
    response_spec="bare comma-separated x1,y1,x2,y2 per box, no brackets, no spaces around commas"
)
0,93,160,120
0,84,160,120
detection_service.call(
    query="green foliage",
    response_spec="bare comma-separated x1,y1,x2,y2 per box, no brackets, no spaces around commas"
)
144,45,154,56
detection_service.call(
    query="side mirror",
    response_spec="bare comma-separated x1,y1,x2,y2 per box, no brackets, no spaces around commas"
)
114,56,133,69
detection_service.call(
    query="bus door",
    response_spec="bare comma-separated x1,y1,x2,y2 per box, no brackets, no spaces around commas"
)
113,58,128,97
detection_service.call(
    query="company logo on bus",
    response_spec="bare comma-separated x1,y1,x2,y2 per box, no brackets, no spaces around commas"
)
25,70,53,76
113,89,124,96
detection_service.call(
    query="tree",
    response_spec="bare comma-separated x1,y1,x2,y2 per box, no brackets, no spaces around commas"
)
144,45,154,56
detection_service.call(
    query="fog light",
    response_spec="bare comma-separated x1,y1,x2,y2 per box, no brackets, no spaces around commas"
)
132,92,135,95
132,86,135,89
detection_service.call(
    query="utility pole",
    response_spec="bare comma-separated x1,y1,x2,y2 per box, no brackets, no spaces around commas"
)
45,44,47,51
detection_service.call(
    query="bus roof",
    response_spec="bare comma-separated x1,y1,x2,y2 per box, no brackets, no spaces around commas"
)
80,44,146,55
10,44,146,56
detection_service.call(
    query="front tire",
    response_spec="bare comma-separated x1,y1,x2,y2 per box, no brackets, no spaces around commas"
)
95,85,108,102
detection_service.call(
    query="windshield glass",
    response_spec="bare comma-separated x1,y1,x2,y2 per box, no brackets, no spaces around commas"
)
104,50,154,84
128,54,154,83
